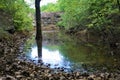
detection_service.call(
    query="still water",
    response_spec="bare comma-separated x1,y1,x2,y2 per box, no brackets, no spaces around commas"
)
25,31,120,72
30,46,71,69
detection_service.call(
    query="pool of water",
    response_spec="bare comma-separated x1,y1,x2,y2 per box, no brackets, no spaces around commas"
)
24,31,120,72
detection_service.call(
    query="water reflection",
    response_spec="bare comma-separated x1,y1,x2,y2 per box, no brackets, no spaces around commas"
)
30,46,71,68
24,31,120,72
36,40,42,58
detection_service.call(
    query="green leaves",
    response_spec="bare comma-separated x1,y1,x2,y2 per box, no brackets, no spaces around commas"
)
41,3,60,12
0,0,33,31
86,0,119,31
40,0,119,32
58,0,90,29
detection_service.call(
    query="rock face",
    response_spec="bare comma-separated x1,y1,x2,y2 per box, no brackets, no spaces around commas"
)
0,10,15,39
0,10,14,31
41,12,62,27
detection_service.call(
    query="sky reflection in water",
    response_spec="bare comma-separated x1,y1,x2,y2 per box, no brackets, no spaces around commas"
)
30,46,71,68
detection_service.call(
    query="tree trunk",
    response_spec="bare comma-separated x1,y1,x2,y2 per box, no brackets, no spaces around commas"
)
35,0,42,57
35,0,42,40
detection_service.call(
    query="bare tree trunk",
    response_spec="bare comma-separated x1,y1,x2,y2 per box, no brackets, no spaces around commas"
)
35,0,42,40
35,0,42,57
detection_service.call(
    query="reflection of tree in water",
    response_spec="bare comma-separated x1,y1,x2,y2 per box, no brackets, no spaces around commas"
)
36,40,42,58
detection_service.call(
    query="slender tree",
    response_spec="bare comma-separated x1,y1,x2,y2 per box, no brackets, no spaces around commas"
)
35,0,42,40
35,0,42,57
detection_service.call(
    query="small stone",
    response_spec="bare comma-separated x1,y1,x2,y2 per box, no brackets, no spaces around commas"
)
16,75,24,78
48,74,52,77
30,74,34,78
45,69,50,73
89,74,96,78
60,76,65,80
15,72,21,75
100,73,105,78
76,72,80,76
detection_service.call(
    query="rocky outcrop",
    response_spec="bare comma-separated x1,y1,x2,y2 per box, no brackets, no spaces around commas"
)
0,10,14,32
41,12,62,27
0,10,15,39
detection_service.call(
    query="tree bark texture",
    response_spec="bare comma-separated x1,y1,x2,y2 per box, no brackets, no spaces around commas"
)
35,0,42,40
35,0,42,57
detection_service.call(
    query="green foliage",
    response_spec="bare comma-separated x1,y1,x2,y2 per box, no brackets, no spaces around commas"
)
0,0,33,31
58,0,90,29
53,0,120,32
87,0,119,31
41,3,60,12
